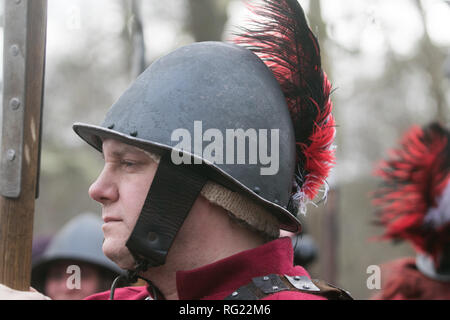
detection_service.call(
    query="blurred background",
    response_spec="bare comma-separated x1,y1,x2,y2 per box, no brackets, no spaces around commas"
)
0,0,449,299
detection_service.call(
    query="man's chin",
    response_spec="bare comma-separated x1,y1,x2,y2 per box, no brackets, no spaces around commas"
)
102,240,136,270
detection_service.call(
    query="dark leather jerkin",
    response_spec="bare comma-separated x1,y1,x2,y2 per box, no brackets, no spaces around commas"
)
224,274,353,300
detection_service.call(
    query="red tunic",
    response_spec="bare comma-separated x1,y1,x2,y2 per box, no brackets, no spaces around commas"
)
86,237,325,300
371,257,450,300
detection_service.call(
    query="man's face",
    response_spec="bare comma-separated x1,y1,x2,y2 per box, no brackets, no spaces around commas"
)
88,139,159,269
44,260,101,300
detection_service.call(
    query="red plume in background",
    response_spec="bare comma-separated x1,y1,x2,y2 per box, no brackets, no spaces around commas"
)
373,122,450,263
233,0,336,215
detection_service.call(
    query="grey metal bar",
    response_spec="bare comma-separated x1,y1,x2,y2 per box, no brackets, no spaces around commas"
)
0,0,28,198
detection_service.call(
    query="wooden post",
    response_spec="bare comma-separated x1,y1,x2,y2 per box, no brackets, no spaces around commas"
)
0,0,47,290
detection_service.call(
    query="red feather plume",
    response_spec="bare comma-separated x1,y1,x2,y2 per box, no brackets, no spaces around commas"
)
233,0,336,214
373,122,450,260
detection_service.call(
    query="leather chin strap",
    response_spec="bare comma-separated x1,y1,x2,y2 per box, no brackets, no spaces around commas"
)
126,153,208,268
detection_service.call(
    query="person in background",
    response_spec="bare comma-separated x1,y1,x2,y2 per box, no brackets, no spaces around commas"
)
280,229,318,268
31,213,125,300
30,235,53,293
371,122,450,300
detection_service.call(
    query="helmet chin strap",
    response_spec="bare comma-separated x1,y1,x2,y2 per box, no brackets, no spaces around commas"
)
109,153,207,299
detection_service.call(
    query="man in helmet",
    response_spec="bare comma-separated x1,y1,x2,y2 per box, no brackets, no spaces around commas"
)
31,213,125,299
371,122,450,300
0,0,348,300
0,213,124,300
81,0,346,300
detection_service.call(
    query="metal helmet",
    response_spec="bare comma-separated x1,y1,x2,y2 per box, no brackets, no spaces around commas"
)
74,41,297,229
32,213,123,290
73,0,335,269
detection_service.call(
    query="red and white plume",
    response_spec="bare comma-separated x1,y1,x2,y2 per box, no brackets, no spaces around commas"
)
373,122,450,263
233,0,336,215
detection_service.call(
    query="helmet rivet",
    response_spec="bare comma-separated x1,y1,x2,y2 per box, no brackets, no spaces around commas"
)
294,276,301,281
263,276,269,281
231,291,238,297
107,124,115,130
303,284,310,290
274,199,279,205
130,131,138,137
253,187,261,195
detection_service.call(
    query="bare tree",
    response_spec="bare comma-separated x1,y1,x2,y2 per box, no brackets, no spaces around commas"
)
307,0,339,286
120,0,146,79
414,0,448,121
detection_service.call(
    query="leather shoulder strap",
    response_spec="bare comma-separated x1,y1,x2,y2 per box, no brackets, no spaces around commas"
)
310,279,353,300
224,274,353,300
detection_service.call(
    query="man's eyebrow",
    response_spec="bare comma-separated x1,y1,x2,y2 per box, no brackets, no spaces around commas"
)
103,147,147,159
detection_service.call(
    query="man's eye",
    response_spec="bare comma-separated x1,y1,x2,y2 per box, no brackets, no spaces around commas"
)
121,160,136,167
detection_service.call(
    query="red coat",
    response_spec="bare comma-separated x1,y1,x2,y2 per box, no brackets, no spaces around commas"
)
371,257,450,300
86,237,326,300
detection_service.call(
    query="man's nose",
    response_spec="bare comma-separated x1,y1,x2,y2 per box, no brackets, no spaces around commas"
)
88,166,118,205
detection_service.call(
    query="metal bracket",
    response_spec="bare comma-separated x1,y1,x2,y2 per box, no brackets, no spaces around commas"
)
252,274,289,294
285,275,321,292
0,0,28,198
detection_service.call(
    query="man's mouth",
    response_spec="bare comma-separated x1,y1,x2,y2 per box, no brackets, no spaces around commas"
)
102,216,122,223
